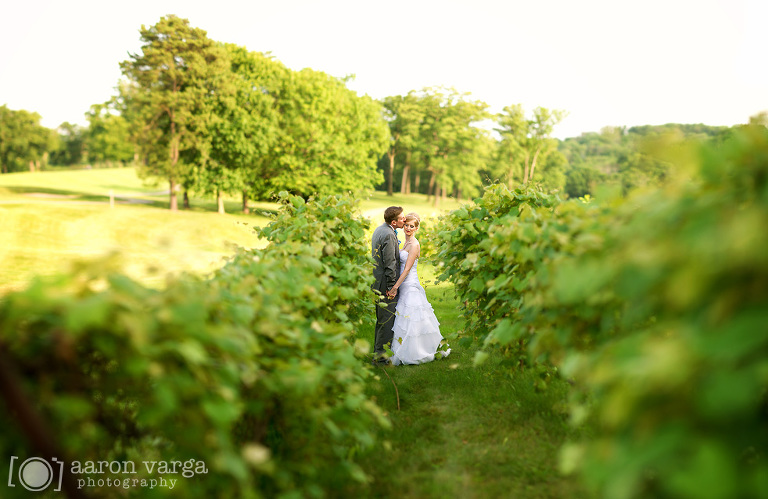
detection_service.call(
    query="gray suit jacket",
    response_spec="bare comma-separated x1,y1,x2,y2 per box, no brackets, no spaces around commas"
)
371,223,401,295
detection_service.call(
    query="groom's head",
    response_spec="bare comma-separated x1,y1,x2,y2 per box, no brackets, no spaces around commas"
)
384,206,405,228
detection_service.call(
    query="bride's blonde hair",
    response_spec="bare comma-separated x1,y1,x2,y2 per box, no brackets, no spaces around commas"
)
405,212,421,228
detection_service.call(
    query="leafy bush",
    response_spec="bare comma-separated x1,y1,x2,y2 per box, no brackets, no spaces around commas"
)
482,194,625,371
0,193,386,498
552,126,768,498
432,182,557,360
434,126,768,497
256,191,377,329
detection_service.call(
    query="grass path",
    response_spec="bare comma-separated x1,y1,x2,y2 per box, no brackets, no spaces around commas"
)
351,266,592,498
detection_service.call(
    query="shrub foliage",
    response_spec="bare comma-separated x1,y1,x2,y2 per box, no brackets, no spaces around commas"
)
0,193,385,498
434,126,768,498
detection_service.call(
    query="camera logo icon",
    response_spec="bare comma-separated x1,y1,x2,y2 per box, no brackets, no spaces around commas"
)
7,456,64,492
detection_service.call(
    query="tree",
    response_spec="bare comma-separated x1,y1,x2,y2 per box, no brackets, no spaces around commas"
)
749,111,768,127
445,127,494,201
565,164,605,198
414,87,490,206
559,124,731,195
441,98,493,202
50,122,84,166
194,44,284,213
0,105,56,173
381,93,423,196
495,105,566,186
263,69,389,198
492,104,526,187
84,103,134,167
119,15,230,211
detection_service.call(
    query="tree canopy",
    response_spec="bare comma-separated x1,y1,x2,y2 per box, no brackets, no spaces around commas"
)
3,14,763,210
263,68,389,198
84,103,134,166
119,14,231,211
0,105,55,173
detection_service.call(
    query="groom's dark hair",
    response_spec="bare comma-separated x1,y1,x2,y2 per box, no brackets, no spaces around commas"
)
384,206,403,224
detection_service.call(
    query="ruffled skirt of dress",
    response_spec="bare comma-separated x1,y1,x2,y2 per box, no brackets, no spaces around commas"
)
390,279,446,365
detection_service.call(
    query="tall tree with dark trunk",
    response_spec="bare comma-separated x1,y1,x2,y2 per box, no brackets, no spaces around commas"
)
381,92,422,196
51,122,84,166
413,87,490,206
495,104,565,187
119,15,229,211
203,44,284,213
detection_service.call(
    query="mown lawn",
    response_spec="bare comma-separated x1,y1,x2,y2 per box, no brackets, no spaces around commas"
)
0,168,272,292
0,202,269,292
359,190,466,220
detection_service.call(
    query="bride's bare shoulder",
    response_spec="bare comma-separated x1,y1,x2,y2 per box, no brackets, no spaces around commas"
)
404,238,420,254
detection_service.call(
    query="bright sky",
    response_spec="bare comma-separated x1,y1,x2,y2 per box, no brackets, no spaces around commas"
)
1,0,765,138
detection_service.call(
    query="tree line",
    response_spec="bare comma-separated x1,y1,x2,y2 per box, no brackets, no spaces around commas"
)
1,15,763,211
0,103,135,174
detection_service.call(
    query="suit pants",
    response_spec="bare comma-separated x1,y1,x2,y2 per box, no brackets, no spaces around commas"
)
374,295,398,356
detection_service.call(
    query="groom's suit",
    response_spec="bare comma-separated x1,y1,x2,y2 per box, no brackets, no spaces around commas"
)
371,223,401,356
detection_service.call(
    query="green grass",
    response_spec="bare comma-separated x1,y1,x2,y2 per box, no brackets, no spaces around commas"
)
0,166,152,199
0,202,267,292
0,166,279,214
350,264,592,499
0,168,466,293
0,167,273,292
359,190,467,221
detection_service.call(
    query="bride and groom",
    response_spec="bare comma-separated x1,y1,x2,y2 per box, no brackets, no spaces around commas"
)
371,206,450,366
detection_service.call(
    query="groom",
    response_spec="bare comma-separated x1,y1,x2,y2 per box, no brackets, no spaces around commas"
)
371,206,406,363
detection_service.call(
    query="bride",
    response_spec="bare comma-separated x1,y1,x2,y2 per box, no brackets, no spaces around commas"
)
386,213,450,365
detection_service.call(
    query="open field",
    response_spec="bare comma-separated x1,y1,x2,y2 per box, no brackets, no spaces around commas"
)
0,166,279,213
0,168,465,293
0,168,271,292
0,202,267,292
359,190,467,221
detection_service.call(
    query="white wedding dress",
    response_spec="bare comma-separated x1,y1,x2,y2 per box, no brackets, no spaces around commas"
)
390,249,450,365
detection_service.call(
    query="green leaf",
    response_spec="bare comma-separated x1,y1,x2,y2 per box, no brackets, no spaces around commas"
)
469,276,485,293
473,351,489,366
203,398,242,425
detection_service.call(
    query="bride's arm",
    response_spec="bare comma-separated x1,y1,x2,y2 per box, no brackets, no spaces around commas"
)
388,241,420,297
